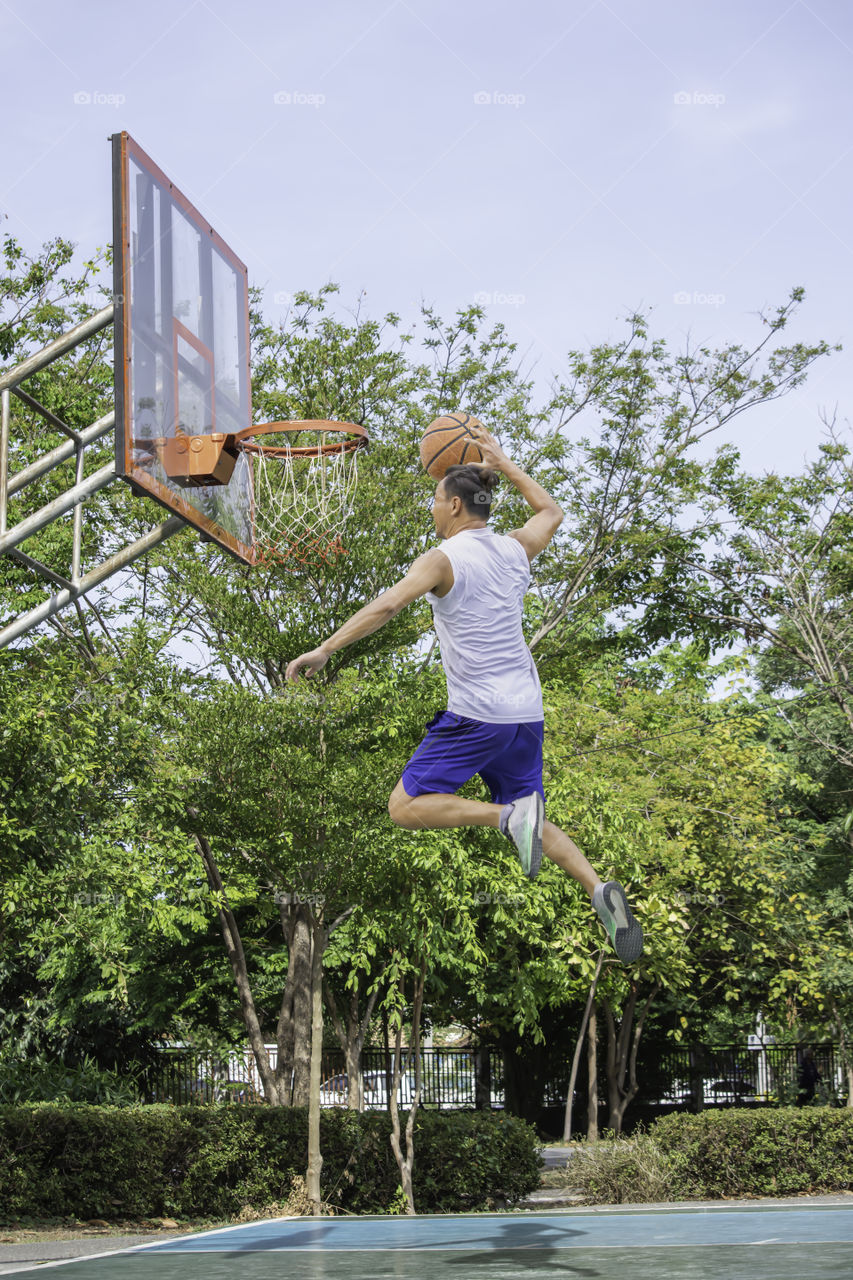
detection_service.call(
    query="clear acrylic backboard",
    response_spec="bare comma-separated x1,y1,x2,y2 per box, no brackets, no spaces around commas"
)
111,132,254,562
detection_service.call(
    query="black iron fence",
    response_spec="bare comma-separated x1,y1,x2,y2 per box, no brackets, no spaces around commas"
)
145,1041,844,1111
633,1041,841,1108
146,1046,504,1109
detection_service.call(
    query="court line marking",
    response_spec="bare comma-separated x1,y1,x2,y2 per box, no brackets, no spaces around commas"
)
0,1221,303,1273
144,1239,853,1253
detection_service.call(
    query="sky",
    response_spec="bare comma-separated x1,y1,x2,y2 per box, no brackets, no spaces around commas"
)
2,0,851,476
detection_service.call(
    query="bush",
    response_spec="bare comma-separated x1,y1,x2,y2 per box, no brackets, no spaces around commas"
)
560,1132,683,1205
546,1109,853,1205
0,1055,141,1107
649,1107,853,1199
0,1105,542,1220
412,1110,543,1210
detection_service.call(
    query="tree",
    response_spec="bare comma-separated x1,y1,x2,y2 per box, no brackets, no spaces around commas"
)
3,228,842,1145
0,641,214,1075
689,424,853,770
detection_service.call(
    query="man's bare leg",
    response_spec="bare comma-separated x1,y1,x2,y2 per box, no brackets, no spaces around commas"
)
542,821,600,897
388,781,502,831
388,781,600,896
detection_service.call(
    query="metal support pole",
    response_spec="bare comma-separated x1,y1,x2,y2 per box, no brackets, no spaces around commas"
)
12,386,83,444
71,444,85,585
8,547,74,592
0,517,184,648
0,305,114,393
7,412,115,498
0,388,9,535
0,462,115,558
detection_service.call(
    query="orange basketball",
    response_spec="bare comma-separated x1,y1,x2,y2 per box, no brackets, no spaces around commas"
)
420,412,484,480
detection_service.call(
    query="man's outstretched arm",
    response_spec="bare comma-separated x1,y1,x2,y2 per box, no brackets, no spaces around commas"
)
285,548,452,681
472,427,563,562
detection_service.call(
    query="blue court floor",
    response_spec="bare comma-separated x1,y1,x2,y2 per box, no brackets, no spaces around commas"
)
29,1204,853,1280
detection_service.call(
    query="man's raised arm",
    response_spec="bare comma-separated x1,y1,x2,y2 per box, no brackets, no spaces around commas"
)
471,427,563,562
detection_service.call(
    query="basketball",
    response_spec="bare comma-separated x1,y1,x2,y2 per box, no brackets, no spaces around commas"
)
420,412,485,479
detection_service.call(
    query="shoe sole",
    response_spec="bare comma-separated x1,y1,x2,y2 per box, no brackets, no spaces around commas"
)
601,882,644,963
520,793,544,881
504,788,545,880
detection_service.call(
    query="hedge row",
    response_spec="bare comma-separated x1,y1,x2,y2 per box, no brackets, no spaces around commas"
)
0,1104,542,1219
650,1108,853,1198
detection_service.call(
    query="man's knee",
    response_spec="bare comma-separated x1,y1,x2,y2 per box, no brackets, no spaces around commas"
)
388,781,419,829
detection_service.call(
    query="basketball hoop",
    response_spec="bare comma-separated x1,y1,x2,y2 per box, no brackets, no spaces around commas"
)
233,420,368,568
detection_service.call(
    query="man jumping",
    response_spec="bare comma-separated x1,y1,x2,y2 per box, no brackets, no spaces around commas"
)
285,426,643,963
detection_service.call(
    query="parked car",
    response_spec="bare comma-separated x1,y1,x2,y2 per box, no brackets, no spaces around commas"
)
319,1069,417,1106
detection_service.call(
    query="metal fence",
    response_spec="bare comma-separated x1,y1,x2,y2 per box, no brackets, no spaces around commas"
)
145,1041,843,1110
633,1041,841,1108
146,1046,504,1109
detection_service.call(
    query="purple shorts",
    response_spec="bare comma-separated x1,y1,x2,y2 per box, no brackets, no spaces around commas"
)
401,711,545,806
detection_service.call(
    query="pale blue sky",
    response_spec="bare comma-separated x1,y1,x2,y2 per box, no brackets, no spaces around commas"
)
2,0,851,473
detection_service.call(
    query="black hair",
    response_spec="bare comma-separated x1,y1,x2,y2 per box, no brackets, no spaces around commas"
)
441,464,499,518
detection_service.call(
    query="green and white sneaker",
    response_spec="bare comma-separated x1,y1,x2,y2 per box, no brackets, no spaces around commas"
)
592,880,643,963
500,792,544,880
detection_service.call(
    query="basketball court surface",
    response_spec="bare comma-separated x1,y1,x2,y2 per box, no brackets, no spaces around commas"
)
12,1203,853,1279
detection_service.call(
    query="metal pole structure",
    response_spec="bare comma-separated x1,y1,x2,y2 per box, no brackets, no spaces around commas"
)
6,411,115,498
0,388,9,535
0,304,198,648
0,517,184,649
71,442,84,585
0,305,114,393
0,462,116,558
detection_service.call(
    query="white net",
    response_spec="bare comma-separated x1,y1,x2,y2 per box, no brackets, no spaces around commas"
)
246,433,364,568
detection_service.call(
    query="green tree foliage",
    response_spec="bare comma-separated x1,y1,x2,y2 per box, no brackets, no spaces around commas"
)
1,230,844,1131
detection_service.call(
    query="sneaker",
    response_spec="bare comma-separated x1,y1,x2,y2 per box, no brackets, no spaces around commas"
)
592,881,643,963
500,792,544,880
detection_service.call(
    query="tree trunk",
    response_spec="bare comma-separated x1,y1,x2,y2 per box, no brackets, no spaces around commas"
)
474,1045,492,1110
190,824,285,1104
688,1042,706,1113
307,911,326,1214
389,960,426,1215
276,899,314,1106
603,982,660,1135
325,980,380,1110
830,1003,853,1108
562,951,604,1141
587,1004,599,1141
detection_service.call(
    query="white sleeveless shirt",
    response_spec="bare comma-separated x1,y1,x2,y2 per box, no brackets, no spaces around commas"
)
426,527,543,723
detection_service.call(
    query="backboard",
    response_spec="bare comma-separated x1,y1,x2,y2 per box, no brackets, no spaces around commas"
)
112,132,254,562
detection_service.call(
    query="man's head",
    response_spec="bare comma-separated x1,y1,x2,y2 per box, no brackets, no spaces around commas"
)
432,464,498,538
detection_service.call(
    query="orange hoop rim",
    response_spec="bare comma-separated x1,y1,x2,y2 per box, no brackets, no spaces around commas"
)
234,420,369,459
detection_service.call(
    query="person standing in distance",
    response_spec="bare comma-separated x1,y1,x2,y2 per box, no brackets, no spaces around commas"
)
285,426,643,963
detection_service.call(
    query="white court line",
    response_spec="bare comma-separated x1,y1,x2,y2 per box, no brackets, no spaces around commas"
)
1,1219,304,1272
142,1239,853,1253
